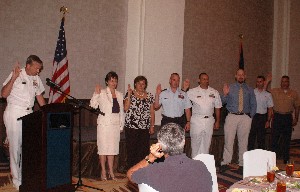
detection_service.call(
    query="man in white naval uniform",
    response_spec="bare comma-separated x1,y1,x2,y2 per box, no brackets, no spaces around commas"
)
187,73,222,157
1,55,46,190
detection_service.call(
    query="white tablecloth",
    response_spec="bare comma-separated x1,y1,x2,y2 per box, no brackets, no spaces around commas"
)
227,172,300,192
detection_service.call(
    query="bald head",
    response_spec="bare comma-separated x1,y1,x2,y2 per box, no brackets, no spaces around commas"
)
235,69,246,83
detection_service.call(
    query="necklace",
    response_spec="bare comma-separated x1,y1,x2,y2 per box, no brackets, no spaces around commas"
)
135,90,145,97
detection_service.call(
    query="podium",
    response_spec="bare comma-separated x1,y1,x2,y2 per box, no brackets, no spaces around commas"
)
19,103,75,192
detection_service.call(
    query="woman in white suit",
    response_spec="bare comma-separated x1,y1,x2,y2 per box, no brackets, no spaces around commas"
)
90,71,124,180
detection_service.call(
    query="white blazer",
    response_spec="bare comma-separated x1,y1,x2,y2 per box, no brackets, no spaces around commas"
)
90,87,125,130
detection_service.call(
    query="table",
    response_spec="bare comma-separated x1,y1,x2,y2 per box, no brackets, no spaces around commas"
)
227,172,300,192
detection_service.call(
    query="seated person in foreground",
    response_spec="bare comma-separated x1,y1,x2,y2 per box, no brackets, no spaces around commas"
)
127,123,212,192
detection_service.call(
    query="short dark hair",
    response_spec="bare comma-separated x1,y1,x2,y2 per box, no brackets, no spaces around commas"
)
26,55,43,66
199,73,208,79
134,75,148,89
257,75,265,81
282,75,289,80
105,71,118,85
170,73,180,79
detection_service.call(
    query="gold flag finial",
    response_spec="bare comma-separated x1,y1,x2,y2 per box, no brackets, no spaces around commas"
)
60,6,68,15
239,33,244,40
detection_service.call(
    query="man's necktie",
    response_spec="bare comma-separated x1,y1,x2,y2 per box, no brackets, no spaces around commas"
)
238,85,243,113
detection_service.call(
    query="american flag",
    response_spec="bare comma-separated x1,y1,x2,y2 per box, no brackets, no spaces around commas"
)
239,42,244,70
48,17,70,103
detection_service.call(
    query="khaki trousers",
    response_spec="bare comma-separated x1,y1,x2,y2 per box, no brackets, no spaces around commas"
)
221,114,252,166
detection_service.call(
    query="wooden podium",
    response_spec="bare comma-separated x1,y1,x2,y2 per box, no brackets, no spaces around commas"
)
19,103,75,192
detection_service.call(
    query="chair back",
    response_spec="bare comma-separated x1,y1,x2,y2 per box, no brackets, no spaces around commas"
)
193,154,219,192
243,149,276,178
138,183,159,192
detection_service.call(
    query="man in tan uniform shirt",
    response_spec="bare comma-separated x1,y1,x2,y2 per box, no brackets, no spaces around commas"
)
267,75,300,163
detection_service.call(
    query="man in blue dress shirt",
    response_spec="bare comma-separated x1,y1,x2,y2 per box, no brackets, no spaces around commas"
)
154,73,192,131
220,69,257,172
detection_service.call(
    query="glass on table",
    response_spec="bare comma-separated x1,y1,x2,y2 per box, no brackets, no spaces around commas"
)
267,163,275,183
276,180,286,192
285,160,294,177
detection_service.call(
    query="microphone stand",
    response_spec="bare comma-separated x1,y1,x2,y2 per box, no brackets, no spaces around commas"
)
47,83,104,191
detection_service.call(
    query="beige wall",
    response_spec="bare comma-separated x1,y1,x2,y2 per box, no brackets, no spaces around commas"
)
289,0,300,138
1,0,300,138
0,0,128,99
183,0,273,91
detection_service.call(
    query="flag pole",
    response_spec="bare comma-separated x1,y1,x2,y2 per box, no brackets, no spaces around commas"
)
60,6,103,191
238,33,244,70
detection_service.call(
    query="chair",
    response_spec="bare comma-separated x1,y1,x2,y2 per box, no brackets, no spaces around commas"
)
193,154,219,192
243,149,276,178
138,183,159,192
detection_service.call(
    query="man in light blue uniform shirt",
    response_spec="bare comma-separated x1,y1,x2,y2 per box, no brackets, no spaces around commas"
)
248,76,273,150
154,73,192,131
220,69,256,172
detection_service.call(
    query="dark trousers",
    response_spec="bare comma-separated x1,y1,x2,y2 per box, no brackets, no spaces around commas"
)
125,127,150,169
248,113,267,150
161,115,186,129
271,113,293,161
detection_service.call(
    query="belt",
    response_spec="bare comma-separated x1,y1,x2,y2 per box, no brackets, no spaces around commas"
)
229,112,250,116
274,111,292,115
162,115,183,120
193,114,211,118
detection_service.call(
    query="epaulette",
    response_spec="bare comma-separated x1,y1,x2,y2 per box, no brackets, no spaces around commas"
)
266,90,271,93
181,88,189,92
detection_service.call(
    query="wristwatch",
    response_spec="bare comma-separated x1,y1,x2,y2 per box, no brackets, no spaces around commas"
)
145,156,153,164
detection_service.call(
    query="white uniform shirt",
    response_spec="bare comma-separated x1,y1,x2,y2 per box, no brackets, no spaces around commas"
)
3,68,45,108
187,86,222,116
254,88,274,114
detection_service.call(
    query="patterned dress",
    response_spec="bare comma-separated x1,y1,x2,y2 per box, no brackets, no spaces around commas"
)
124,92,154,169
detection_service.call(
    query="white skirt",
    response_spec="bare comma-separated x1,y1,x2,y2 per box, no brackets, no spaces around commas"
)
97,114,121,155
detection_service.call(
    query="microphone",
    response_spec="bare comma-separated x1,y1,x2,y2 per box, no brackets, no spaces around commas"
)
46,78,61,89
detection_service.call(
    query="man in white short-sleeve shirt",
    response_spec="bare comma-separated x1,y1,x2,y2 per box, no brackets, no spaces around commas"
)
187,73,222,157
1,55,46,190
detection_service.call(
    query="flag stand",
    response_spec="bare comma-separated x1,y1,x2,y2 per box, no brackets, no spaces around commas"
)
75,104,104,191
48,7,104,191
46,82,104,191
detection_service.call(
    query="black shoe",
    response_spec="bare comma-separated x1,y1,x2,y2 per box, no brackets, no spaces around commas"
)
219,165,229,173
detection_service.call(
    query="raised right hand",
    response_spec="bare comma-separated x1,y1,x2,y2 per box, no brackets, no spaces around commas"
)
223,83,229,95
12,62,21,81
127,84,133,96
266,73,272,83
156,84,162,95
182,79,190,92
